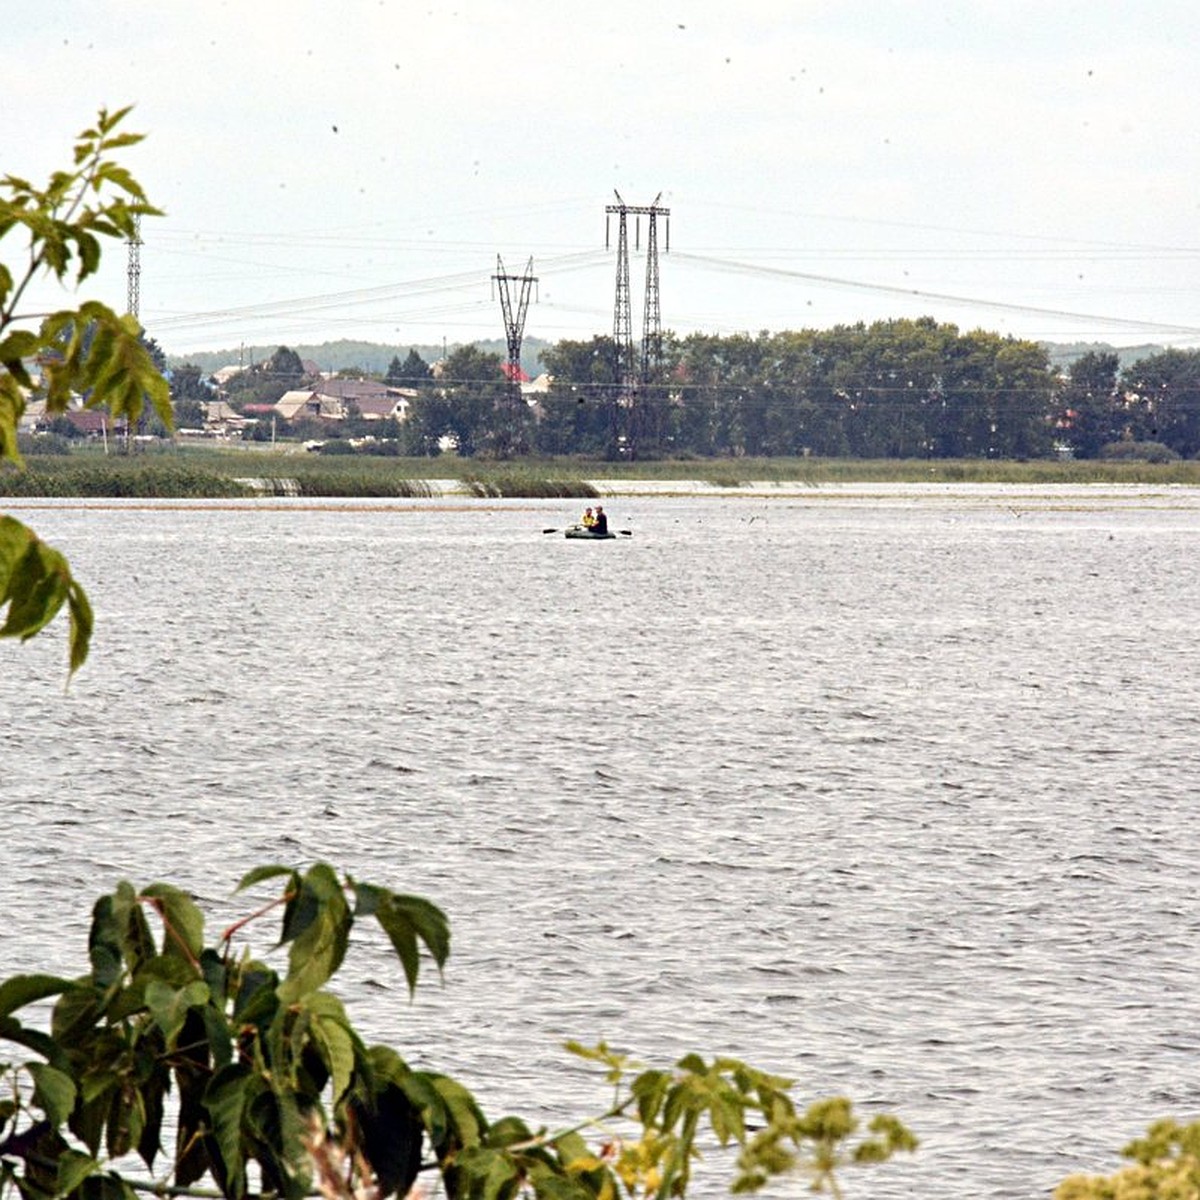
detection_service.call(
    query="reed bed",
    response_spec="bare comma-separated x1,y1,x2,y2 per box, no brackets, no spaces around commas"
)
4,449,1200,498
0,458,250,498
461,474,598,499
287,471,435,498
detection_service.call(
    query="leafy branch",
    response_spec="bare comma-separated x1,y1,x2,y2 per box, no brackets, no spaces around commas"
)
0,865,914,1200
0,106,171,674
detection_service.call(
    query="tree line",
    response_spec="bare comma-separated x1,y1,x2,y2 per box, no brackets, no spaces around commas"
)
193,321,1200,462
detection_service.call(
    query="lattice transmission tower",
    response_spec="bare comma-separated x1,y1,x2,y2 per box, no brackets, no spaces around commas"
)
604,191,670,394
492,255,538,457
126,215,142,320
492,255,537,387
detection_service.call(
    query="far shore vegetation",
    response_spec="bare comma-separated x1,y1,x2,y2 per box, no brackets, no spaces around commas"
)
5,445,1200,499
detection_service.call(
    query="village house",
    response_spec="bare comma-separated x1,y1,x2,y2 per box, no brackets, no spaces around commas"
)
273,378,414,424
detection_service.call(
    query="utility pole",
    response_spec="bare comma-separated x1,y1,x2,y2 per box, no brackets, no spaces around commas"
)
492,254,537,457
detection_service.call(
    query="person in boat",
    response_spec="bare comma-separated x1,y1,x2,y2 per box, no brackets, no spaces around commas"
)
581,506,596,529
591,505,608,535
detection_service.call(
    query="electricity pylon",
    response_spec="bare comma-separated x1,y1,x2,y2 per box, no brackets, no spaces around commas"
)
492,255,537,457
605,192,670,456
126,215,142,320
493,255,537,386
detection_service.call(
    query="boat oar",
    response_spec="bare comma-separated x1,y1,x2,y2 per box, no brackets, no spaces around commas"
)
542,527,558,534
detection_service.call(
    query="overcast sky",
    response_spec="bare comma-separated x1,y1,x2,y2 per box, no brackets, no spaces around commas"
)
8,1,1200,358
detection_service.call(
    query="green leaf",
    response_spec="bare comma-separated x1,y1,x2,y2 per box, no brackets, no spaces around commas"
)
0,974,75,1018
631,1069,670,1125
394,1070,449,1147
55,1149,100,1196
0,1014,70,1071
88,895,125,990
485,1116,535,1148
203,1063,251,1197
94,163,142,199
0,328,41,364
349,1080,424,1199
109,881,155,978
0,538,67,642
49,987,103,1047
424,1073,488,1157
709,1092,745,1145
141,883,205,962
199,997,233,1071
0,517,92,672
453,1146,520,1200
28,1061,77,1126
236,863,295,892
67,578,93,676
0,379,25,463
144,979,209,1047
368,890,451,995
305,1002,357,1105
277,864,350,1004
76,230,101,281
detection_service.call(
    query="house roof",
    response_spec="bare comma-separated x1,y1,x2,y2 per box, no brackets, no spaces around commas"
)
312,378,395,402
202,401,243,422
63,409,112,434
354,395,408,419
274,389,346,421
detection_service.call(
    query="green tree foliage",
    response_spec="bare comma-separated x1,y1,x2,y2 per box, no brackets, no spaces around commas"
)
405,345,506,457
223,347,309,410
169,364,214,431
0,106,169,673
0,866,914,1200
1120,348,1200,459
536,337,625,457
1057,351,1121,459
387,349,431,387
534,322,1058,462
1054,1119,1200,1199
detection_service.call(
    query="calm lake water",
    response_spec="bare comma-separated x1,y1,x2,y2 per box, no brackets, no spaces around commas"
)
4,484,1200,1199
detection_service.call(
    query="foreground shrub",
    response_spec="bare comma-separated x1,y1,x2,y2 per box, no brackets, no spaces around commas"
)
0,864,915,1200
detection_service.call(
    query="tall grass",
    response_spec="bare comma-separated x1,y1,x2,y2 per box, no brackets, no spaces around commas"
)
5,450,1200,497
288,471,434,498
0,458,250,498
461,474,597,499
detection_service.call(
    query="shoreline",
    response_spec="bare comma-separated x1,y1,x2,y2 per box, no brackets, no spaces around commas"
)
6,479,1200,512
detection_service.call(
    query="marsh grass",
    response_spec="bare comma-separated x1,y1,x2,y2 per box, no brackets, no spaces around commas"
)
4,448,1200,497
288,470,435,498
0,457,250,498
462,474,598,499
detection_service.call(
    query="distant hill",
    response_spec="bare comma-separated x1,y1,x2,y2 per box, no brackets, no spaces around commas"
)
1040,341,1167,371
166,335,1170,379
167,337,552,378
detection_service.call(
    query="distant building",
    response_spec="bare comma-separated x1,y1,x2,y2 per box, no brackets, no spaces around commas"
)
211,364,246,388
200,401,247,437
274,379,413,423
275,389,341,422
62,409,119,439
